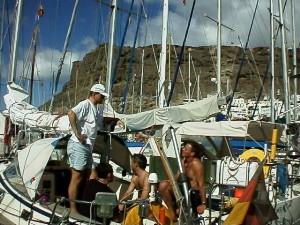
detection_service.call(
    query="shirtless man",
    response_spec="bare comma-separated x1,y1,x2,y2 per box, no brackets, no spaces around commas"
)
159,139,207,221
119,154,150,212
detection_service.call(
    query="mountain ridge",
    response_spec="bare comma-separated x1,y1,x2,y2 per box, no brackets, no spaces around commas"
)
41,44,300,114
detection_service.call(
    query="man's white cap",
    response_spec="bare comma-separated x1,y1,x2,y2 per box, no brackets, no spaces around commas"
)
90,83,109,97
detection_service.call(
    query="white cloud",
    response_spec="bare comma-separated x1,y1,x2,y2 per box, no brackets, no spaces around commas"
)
129,0,300,48
1,0,300,109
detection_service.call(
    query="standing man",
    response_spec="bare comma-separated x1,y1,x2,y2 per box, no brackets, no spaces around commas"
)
159,139,207,221
67,83,108,212
119,154,150,212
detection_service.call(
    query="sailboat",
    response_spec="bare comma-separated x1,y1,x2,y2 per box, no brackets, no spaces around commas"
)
0,1,222,224
0,1,133,224
3,1,299,225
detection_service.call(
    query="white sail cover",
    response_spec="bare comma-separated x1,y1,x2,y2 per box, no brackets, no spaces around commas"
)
106,95,220,132
3,83,70,131
17,137,64,199
176,120,284,142
3,82,219,133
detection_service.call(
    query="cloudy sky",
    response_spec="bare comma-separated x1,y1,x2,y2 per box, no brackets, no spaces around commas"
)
0,0,299,110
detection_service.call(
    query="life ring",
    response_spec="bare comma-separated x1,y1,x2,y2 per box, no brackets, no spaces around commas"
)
240,148,264,162
122,202,173,225
240,148,270,178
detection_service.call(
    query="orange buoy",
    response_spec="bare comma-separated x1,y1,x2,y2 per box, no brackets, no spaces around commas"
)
234,188,245,198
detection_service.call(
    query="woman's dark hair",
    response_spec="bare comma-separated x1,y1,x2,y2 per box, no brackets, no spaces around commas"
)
132,153,147,169
96,163,113,178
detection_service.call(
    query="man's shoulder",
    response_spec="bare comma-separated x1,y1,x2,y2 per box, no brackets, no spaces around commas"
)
190,158,203,167
72,99,89,110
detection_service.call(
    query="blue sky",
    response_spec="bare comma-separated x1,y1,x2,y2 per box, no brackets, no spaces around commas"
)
0,0,299,111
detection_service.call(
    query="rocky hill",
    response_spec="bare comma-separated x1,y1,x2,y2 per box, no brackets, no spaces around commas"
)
42,45,300,114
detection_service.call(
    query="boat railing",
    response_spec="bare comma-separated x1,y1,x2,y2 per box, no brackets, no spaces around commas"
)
49,193,162,224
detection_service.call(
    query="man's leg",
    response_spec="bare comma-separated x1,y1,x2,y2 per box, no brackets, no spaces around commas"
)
158,181,176,221
68,168,84,212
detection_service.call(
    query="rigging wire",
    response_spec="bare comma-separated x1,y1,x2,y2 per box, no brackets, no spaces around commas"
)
251,0,289,120
120,4,143,114
48,0,59,100
166,0,196,106
0,0,15,54
168,11,189,99
110,0,135,90
226,0,260,117
49,0,79,113
140,0,160,75
94,1,110,85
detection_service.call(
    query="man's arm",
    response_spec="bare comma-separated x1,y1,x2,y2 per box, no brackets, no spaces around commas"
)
68,110,86,143
192,160,206,214
139,176,150,200
118,176,137,212
120,178,136,201
68,110,78,134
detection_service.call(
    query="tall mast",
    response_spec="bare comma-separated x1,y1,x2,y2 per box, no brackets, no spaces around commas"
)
270,0,275,122
158,0,168,108
188,48,191,101
28,4,43,105
8,0,23,83
0,0,5,109
291,0,297,120
106,0,118,97
278,0,290,124
29,25,38,104
205,1,234,97
139,49,144,113
217,0,221,96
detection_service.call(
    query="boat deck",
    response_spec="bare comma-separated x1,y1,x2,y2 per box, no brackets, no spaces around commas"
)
0,214,15,225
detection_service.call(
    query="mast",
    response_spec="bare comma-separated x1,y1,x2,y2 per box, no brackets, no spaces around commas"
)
188,48,192,101
139,49,144,113
0,0,5,108
158,0,168,108
291,0,297,120
29,25,38,104
205,1,234,97
270,0,275,123
217,0,221,96
106,0,117,97
8,0,23,83
28,4,43,105
278,0,290,124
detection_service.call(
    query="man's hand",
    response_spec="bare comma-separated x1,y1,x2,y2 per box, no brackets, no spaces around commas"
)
76,133,87,144
196,204,206,214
